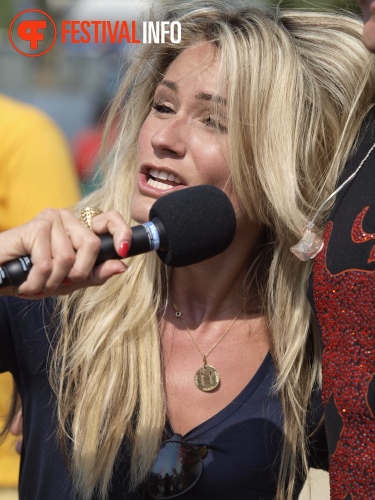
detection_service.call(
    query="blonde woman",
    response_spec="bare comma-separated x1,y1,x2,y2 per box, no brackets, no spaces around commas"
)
1,2,375,499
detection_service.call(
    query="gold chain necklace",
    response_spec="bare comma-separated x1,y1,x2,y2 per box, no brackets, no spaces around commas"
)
171,301,241,392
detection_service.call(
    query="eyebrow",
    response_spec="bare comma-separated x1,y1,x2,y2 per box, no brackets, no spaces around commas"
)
159,80,227,106
196,92,227,106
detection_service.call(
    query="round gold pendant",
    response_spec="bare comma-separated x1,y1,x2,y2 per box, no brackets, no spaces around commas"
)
194,365,220,392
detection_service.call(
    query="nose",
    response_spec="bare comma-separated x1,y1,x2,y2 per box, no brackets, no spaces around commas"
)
151,116,186,157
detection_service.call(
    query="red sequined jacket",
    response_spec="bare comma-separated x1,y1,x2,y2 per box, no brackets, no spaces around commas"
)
310,111,375,500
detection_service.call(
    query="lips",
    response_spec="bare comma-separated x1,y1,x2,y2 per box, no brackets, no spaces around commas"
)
146,167,183,191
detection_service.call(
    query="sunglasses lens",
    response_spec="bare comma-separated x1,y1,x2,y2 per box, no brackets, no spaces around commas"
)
148,440,203,498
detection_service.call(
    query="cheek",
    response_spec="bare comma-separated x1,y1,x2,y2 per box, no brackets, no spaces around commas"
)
197,141,230,183
137,117,155,159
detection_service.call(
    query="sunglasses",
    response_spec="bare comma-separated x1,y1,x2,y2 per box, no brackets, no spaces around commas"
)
147,434,208,499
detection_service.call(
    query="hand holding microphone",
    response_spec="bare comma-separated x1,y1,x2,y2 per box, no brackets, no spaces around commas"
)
0,186,236,294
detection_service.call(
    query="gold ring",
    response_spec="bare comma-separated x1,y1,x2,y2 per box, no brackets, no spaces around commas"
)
78,207,103,230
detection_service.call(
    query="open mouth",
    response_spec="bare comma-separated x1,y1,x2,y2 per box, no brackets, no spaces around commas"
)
147,168,184,191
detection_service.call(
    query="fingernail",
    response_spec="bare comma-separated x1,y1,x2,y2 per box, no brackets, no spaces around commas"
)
62,278,73,285
118,241,130,258
114,267,127,275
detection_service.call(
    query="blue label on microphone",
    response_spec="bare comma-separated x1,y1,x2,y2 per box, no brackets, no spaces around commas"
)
142,221,160,250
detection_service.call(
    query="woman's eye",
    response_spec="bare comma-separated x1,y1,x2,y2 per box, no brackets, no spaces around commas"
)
152,102,174,114
202,115,227,133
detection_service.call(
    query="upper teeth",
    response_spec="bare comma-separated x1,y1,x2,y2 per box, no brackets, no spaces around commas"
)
149,168,182,184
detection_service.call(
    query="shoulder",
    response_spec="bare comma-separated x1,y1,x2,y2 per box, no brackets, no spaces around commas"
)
0,94,68,150
0,94,56,128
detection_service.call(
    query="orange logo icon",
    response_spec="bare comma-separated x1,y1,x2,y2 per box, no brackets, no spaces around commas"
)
9,9,57,57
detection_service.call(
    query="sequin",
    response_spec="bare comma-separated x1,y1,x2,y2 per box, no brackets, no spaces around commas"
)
351,206,375,263
313,221,375,499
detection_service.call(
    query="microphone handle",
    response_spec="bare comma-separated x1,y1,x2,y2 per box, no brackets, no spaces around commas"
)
95,217,167,265
0,217,167,288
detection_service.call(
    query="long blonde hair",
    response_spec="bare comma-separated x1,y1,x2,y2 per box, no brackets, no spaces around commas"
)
49,2,375,499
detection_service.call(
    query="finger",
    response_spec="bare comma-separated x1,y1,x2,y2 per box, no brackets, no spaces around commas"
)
59,209,129,285
17,210,76,294
47,260,128,296
90,260,128,286
91,211,133,259
3,208,130,298
58,209,102,283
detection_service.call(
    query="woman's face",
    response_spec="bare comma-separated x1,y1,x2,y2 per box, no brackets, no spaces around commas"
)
131,43,233,223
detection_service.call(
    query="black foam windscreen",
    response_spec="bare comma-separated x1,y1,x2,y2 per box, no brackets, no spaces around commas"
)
149,185,236,267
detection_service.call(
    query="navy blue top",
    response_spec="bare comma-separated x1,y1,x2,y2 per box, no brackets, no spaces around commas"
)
0,296,327,499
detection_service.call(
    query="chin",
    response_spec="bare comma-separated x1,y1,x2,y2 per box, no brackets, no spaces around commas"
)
130,197,155,224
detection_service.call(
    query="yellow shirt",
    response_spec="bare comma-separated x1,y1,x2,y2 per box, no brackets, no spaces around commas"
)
0,94,81,487
0,94,80,230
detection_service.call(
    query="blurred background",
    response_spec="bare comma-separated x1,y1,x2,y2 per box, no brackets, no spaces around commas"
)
0,0,361,186
1,0,154,140
1,0,157,194
0,0,362,498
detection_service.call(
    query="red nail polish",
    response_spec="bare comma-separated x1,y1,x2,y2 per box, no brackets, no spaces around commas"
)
118,241,130,258
62,278,73,285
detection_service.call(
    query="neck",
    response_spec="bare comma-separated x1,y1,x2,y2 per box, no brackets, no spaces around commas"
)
168,218,264,322
169,261,260,324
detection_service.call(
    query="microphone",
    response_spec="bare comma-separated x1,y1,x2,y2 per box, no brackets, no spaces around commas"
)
0,185,236,287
